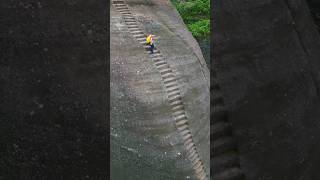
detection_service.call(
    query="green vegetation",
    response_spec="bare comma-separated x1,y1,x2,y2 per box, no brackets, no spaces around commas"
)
171,0,210,40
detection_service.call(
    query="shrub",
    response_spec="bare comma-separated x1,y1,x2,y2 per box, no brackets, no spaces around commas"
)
172,0,210,40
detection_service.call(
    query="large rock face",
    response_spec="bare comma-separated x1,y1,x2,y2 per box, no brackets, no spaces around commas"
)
0,0,108,179
110,0,210,179
214,0,320,179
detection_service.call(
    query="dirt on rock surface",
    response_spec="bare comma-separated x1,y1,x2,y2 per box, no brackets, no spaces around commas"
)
0,0,108,179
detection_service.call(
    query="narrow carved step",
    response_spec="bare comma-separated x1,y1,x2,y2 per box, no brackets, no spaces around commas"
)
133,34,145,38
113,0,125,4
170,99,183,107
166,87,180,94
117,10,129,12
130,30,144,33
164,78,177,85
116,7,129,10
152,57,163,62
165,82,178,89
162,73,175,79
115,4,126,7
127,27,140,31
154,61,167,66
127,24,139,28
124,19,136,22
156,64,170,71
126,22,137,25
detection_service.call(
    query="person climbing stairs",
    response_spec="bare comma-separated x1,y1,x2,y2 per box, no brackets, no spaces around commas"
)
146,34,155,54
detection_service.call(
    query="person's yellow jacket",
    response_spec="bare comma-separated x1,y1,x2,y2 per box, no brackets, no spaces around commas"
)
146,35,153,44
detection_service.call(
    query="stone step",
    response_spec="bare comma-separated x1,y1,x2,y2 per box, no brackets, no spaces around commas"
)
117,9,130,13
168,93,182,102
156,63,169,71
178,125,189,133
160,69,173,76
165,81,178,89
116,7,129,10
174,113,187,122
175,118,188,127
136,37,146,41
150,49,160,53
181,132,192,141
114,4,126,7
164,76,176,83
127,27,140,31
133,34,145,38
154,60,167,66
123,17,135,20
120,12,132,15
164,78,177,85
170,98,183,107
125,20,136,23
173,110,184,117
130,30,143,33
130,31,144,35
198,173,208,180
168,91,184,103
152,56,163,61
174,112,186,120
172,104,184,112
166,86,180,94
162,73,175,80
150,52,162,57
168,93,182,103
163,76,176,83
126,24,139,27
112,0,125,4
180,129,191,138
124,19,136,22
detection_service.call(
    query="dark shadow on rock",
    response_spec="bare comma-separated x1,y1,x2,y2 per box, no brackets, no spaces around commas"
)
0,0,108,179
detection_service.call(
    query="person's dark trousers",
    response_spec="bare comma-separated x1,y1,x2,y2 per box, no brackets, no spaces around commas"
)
150,44,154,54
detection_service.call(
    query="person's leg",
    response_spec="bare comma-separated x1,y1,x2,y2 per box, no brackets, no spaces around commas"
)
151,44,154,53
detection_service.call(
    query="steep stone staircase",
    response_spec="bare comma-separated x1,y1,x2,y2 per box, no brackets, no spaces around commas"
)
112,0,209,179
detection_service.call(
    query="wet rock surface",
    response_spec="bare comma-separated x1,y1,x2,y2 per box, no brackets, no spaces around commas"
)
0,0,108,179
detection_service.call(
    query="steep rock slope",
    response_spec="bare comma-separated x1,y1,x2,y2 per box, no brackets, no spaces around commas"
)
111,0,209,179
